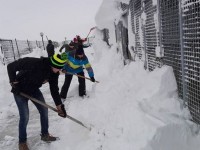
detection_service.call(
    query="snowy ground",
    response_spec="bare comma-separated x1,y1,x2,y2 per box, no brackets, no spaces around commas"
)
1,33,200,150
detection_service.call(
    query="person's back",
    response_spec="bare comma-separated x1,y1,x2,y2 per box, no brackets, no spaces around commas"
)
46,40,54,57
59,42,75,53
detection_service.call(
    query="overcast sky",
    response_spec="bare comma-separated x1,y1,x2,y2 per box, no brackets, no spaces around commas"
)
0,0,102,42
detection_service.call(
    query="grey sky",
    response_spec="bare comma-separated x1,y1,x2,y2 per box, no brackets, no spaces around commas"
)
0,0,102,41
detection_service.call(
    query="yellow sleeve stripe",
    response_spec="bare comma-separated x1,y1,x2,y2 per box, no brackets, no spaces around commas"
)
85,63,91,68
67,61,81,69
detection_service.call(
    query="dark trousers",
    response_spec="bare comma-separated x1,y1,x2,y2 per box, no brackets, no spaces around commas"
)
60,71,86,99
14,89,49,143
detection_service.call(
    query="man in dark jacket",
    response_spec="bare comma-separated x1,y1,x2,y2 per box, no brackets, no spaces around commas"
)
7,53,67,150
46,40,55,57
59,41,76,53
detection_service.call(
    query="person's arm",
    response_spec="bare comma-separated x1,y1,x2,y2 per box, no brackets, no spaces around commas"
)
82,44,90,48
52,45,55,54
48,73,62,106
81,38,87,42
49,72,67,118
83,56,94,78
59,45,65,52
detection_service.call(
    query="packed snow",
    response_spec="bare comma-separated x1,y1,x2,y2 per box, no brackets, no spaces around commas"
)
0,30,200,150
1,0,200,149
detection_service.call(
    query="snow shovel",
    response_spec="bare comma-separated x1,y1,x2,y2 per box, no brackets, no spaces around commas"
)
61,70,100,83
86,27,96,39
20,92,91,131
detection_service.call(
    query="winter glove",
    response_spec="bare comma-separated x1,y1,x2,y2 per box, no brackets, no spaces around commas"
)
57,104,67,118
10,82,20,95
90,77,95,82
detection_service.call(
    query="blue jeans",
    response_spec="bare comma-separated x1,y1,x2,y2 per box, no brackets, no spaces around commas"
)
14,89,49,143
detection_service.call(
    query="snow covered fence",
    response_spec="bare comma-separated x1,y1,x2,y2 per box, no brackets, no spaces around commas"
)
96,0,200,124
0,38,48,64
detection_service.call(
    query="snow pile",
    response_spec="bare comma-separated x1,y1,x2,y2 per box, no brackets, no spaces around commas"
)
0,31,199,150
21,47,48,58
95,0,128,46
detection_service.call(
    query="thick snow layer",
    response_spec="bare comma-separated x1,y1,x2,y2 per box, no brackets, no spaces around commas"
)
0,31,200,150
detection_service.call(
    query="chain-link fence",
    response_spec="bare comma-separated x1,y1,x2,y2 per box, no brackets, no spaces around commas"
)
102,0,200,124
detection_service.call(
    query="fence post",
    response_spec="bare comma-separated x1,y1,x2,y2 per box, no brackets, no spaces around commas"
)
27,39,31,52
10,40,15,60
142,0,147,70
0,39,5,65
36,40,38,47
157,0,162,55
179,0,186,106
15,39,20,58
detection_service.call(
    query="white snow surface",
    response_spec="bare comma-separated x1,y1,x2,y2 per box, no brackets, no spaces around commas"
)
0,31,200,150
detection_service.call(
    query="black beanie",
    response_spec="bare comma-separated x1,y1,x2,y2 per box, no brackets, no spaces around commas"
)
48,40,52,44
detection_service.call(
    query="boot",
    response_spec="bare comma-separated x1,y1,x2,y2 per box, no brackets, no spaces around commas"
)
41,133,57,142
19,142,29,150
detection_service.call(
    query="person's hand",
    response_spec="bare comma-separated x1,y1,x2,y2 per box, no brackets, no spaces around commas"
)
10,81,20,95
90,77,95,82
56,104,67,118
61,69,67,74
59,69,66,75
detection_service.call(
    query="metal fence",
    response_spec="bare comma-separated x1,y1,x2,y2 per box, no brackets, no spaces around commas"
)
102,0,200,124
182,0,200,124
0,36,94,65
0,39,48,64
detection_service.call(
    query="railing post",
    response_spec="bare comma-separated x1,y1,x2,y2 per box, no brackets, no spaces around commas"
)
15,39,20,58
36,40,38,47
157,0,163,55
27,39,31,52
10,40,15,60
142,0,147,70
179,0,186,106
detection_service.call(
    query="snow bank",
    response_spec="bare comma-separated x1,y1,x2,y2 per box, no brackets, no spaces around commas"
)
21,47,47,58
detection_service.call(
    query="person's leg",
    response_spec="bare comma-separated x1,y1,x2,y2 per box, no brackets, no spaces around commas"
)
31,89,48,136
60,74,73,99
31,89,57,142
77,71,86,96
14,94,29,144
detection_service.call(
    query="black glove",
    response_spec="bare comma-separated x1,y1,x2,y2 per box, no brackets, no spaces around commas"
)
10,82,21,95
90,77,95,82
57,104,67,118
